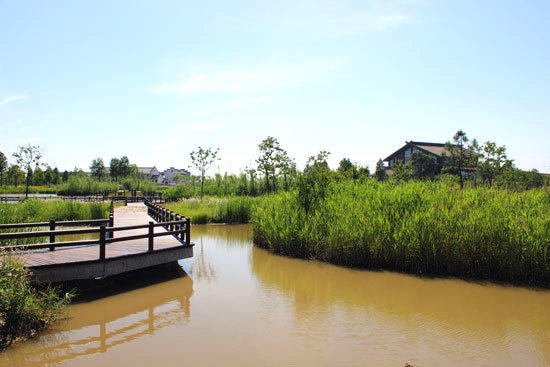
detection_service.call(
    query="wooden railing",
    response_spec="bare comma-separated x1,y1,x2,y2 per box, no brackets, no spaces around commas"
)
144,200,190,246
0,201,190,260
0,194,164,204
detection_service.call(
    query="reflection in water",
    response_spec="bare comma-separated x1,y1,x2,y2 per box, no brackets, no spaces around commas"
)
1,224,549,367
250,245,550,366
2,264,193,366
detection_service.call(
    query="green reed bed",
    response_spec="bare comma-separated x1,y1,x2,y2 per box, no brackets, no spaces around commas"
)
251,180,550,286
0,199,110,247
164,196,255,224
57,176,119,196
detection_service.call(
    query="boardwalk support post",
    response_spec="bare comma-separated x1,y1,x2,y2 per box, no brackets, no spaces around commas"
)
99,225,106,260
49,220,55,251
185,219,191,245
148,221,154,252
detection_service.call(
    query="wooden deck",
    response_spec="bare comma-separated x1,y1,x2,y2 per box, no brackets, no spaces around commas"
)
10,203,193,282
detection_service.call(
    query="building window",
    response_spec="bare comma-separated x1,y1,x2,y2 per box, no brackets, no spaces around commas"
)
404,148,411,162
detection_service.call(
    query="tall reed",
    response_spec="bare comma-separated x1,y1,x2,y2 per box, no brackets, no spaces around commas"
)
164,196,255,224
251,180,550,286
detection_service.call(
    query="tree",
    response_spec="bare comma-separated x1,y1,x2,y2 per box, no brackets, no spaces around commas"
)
13,145,44,198
7,165,25,187
277,151,295,191
119,156,131,177
244,166,258,196
190,146,220,199
172,173,184,184
337,158,353,173
52,167,60,185
410,151,439,179
256,136,287,193
110,158,120,181
62,170,69,182
90,158,106,181
0,151,7,186
374,159,388,181
391,160,412,182
296,151,332,214
478,141,513,187
442,130,478,188
32,166,45,186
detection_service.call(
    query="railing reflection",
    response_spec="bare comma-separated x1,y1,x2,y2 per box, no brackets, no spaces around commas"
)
10,263,193,366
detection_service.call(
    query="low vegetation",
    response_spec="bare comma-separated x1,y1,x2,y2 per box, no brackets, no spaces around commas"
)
0,200,110,247
0,258,72,349
0,199,109,225
164,196,255,224
0,186,57,195
57,176,119,196
251,180,550,286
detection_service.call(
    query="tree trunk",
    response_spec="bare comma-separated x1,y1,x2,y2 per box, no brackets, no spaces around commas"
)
25,169,30,199
200,175,204,200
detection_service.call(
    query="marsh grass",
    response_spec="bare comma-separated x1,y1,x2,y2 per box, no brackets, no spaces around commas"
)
251,180,550,286
0,186,57,194
0,257,72,349
164,196,255,224
0,200,110,246
57,176,118,196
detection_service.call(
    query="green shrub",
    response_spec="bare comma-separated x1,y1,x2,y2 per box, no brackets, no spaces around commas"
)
0,258,72,348
163,185,194,202
251,180,550,286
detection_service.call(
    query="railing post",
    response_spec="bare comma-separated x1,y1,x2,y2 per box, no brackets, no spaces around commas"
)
99,225,106,260
185,218,190,245
170,211,175,231
108,212,114,239
49,219,55,251
148,221,154,252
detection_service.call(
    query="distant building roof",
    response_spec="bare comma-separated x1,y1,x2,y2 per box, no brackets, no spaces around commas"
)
138,167,157,175
384,141,446,162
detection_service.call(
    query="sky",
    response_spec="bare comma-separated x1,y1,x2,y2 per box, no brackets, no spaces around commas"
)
0,0,549,174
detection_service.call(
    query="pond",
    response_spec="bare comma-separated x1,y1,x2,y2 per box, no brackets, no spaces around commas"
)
1,224,549,366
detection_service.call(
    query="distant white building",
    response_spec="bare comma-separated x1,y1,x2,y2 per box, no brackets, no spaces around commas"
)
157,167,191,186
138,167,160,181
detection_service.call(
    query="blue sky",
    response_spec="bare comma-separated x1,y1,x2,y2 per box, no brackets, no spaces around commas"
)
1,0,549,174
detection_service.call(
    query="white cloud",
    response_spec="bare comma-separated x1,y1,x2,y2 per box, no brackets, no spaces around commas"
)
277,0,419,35
0,94,26,105
152,63,340,96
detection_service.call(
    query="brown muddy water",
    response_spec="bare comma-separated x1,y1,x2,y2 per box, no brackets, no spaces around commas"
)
1,224,549,367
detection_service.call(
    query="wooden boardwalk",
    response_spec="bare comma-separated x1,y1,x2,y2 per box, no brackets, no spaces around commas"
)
4,202,194,282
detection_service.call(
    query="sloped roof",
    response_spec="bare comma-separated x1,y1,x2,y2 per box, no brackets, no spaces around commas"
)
384,141,446,162
138,167,156,175
410,142,446,157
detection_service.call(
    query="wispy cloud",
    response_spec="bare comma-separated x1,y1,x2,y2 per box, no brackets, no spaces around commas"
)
275,0,420,35
0,94,26,105
152,63,340,96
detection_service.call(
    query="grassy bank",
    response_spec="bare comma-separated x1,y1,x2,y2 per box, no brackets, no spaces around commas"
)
0,199,110,225
0,186,57,195
164,196,255,224
0,200,110,247
251,180,550,286
0,258,71,349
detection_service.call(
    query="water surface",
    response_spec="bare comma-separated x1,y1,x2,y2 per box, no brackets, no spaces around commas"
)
2,224,549,366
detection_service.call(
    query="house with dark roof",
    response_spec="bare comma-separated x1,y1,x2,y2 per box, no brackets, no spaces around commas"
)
383,141,446,170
